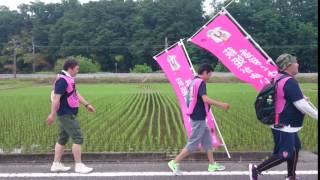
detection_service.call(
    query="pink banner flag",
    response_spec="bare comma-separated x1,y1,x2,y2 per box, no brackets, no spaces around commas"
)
153,41,222,149
189,13,278,91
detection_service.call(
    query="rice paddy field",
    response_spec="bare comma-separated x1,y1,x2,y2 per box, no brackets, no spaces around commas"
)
0,81,318,154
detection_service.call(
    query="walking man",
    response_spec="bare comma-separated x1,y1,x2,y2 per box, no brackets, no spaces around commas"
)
168,63,230,173
47,58,96,173
249,54,318,180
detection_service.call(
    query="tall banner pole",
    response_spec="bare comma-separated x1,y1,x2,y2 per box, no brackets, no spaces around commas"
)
222,8,277,66
224,0,237,9
189,8,277,68
180,40,231,159
220,5,318,109
154,41,229,157
188,6,279,91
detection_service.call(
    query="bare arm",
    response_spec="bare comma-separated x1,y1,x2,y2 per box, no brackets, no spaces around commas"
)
51,94,61,114
47,94,61,125
77,92,96,113
77,92,89,106
202,95,230,111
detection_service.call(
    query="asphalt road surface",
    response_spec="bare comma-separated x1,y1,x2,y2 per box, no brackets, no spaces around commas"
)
0,152,317,180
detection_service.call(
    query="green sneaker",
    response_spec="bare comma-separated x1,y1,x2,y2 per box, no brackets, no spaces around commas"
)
168,160,181,173
208,162,226,172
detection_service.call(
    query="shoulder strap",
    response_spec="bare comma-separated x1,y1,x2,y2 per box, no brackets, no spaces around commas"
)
56,75,76,97
274,74,292,127
271,74,290,86
187,76,198,91
276,74,290,83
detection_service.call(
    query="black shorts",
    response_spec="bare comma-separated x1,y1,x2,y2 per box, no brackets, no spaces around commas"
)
272,129,301,159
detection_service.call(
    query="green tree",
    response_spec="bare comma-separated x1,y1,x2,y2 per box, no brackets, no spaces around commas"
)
212,0,318,72
54,55,100,73
0,0,317,73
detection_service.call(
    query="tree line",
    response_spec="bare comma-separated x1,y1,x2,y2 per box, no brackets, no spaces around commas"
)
0,0,317,73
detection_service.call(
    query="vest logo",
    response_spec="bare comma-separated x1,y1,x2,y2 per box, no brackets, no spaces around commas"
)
207,27,231,43
167,55,181,71
282,151,288,158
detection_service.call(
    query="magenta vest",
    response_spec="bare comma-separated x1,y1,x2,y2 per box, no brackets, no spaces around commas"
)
52,74,80,108
274,74,292,125
186,78,210,117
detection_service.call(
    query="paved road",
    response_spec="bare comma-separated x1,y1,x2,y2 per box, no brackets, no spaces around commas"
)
0,151,317,180
0,162,317,180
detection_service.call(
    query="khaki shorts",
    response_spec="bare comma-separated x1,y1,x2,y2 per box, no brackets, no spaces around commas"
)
57,114,83,145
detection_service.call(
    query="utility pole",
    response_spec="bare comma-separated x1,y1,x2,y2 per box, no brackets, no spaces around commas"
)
12,39,17,79
32,36,36,73
115,62,118,73
165,36,168,49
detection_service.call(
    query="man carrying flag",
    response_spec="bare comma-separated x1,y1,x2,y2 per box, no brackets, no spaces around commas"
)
249,54,318,180
168,63,230,173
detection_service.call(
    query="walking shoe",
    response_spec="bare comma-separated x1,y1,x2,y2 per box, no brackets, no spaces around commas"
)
50,162,71,172
249,163,259,180
208,162,226,172
168,160,181,174
75,163,93,174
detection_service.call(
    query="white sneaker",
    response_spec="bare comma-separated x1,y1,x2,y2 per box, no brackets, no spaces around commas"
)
50,162,71,172
75,163,93,174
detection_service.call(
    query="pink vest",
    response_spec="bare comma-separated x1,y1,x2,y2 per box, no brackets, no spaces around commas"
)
52,74,80,108
274,74,292,125
186,78,210,117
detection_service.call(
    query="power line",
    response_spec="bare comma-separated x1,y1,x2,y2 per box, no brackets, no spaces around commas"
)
262,44,318,48
34,44,169,48
33,44,318,48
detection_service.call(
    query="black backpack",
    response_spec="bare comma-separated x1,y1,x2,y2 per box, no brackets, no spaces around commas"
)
254,74,288,126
